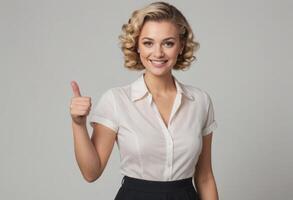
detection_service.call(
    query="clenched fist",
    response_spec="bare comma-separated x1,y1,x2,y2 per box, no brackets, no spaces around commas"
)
70,81,92,126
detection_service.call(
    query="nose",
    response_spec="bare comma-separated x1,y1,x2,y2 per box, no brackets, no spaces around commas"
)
153,44,164,58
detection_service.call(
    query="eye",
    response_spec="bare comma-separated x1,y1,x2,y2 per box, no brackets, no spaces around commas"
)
143,41,153,47
164,41,174,48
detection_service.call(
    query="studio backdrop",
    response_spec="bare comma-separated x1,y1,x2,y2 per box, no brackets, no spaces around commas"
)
0,0,292,200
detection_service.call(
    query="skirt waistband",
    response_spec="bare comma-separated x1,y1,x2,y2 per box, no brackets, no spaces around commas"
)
121,176,194,192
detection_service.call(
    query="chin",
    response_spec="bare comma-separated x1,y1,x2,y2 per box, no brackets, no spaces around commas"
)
145,67,173,77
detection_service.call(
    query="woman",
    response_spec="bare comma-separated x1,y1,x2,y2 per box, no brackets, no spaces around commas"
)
70,2,219,200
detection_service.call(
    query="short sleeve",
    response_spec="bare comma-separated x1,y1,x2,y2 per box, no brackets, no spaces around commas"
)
89,89,119,133
201,91,218,136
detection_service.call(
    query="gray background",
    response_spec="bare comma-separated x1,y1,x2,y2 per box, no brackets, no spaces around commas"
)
0,0,292,199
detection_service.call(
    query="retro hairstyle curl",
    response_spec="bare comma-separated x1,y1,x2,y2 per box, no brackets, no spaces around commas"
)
118,1,200,70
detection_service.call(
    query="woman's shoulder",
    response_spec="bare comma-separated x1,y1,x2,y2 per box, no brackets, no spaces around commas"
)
180,82,208,98
179,82,216,108
102,83,132,101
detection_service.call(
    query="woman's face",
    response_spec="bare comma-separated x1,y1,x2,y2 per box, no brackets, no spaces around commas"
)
138,20,183,76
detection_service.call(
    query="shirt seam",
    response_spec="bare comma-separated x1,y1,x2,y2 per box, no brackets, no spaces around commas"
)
109,89,120,132
135,130,144,177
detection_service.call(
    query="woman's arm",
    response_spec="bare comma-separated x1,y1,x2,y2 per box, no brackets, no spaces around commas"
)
70,81,116,183
72,122,117,183
194,132,219,200
72,122,101,182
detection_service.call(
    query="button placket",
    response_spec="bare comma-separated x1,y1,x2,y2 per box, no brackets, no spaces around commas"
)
150,94,182,181
165,93,182,180
165,132,173,180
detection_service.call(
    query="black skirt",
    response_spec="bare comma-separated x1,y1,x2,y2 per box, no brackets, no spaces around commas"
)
114,175,200,200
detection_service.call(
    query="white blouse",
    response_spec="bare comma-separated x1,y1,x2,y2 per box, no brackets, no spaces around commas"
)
89,72,218,181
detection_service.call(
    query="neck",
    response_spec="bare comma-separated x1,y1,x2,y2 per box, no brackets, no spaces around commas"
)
143,71,176,96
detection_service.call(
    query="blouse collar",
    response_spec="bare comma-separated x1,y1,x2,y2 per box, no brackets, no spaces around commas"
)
130,72,194,102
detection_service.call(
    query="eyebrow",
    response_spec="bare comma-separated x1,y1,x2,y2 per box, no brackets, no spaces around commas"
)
141,37,176,41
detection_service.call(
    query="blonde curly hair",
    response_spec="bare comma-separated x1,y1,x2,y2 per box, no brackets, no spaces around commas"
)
118,1,200,71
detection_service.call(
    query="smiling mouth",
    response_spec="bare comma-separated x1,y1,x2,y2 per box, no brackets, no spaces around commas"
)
149,59,168,64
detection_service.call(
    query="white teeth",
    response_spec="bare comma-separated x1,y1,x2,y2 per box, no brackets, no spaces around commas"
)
151,60,167,64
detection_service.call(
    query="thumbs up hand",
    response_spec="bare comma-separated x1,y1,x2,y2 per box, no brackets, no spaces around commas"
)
70,81,92,126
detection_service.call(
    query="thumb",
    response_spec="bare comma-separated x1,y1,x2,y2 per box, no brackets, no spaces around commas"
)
71,81,81,97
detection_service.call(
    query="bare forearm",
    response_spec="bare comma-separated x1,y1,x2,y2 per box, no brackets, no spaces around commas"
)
195,176,219,200
72,122,101,182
